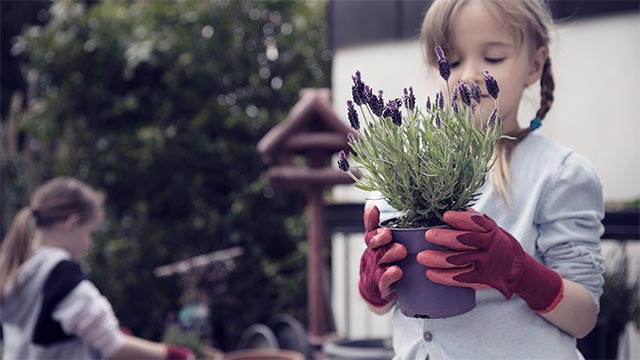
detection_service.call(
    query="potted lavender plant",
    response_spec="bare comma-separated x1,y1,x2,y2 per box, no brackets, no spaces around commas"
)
338,47,503,318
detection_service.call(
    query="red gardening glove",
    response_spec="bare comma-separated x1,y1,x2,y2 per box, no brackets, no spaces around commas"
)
358,205,407,308
417,210,564,313
165,344,195,360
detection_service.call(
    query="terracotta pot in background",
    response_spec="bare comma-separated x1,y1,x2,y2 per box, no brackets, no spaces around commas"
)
223,348,305,360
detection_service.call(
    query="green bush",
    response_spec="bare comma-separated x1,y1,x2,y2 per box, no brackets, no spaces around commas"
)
14,0,331,349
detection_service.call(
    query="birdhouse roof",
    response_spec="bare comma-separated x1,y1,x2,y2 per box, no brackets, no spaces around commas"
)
257,88,355,164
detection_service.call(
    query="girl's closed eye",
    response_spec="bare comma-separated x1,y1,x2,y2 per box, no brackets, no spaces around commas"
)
485,57,505,64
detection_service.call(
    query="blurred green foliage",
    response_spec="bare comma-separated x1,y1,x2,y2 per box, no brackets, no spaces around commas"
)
13,0,331,349
162,324,207,358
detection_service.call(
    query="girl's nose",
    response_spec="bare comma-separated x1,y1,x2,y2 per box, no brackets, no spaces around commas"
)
460,60,483,84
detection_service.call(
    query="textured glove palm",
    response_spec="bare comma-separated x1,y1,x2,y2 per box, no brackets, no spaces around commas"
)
358,206,407,308
417,210,564,313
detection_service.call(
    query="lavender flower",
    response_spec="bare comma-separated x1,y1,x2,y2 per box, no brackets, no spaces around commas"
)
364,85,373,101
346,100,360,130
469,81,482,104
383,99,402,126
351,70,368,105
437,91,444,109
434,46,451,81
403,87,416,110
337,150,349,171
482,70,499,100
457,80,472,107
488,108,499,127
336,69,503,228
368,90,385,117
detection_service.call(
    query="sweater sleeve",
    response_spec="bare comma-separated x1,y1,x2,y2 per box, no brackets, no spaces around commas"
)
52,280,125,357
534,152,605,311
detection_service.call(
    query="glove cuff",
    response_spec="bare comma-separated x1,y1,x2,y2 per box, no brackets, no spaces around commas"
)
515,253,564,313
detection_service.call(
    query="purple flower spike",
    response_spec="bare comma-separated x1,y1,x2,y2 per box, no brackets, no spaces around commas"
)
364,85,373,99
488,108,500,127
452,101,459,114
383,99,402,126
351,70,362,84
346,100,360,130
469,81,482,104
403,87,416,110
457,80,472,107
351,70,368,105
367,90,384,117
437,91,444,109
434,46,451,81
337,150,349,172
435,113,441,127
426,96,431,110
482,70,499,100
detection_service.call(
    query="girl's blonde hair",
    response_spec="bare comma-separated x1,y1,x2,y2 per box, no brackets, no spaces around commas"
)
421,0,555,203
0,177,102,299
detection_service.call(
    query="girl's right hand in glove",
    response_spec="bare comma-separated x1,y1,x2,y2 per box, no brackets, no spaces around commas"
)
358,205,407,309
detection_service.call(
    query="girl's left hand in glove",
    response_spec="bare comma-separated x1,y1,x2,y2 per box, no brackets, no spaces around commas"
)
417,210,564,313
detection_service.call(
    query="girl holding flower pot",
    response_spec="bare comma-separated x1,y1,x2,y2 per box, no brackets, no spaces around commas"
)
0,177,194,360
355,0,605,358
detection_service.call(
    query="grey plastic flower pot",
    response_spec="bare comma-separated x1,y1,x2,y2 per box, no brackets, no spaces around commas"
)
383,221,476,318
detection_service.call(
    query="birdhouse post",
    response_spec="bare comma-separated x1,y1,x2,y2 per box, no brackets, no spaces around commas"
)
257,88,356,342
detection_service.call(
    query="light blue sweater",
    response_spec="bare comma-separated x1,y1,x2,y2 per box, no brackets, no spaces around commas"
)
373,133,605,360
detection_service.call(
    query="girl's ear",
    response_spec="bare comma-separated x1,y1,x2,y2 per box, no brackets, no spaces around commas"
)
526,46,548,86
62,214,81,232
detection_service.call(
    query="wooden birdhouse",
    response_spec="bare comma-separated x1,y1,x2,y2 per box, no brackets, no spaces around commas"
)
257,88,356,342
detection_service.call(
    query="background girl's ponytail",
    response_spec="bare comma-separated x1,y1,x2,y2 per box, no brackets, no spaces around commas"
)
0,177,102,300
0,207,36,299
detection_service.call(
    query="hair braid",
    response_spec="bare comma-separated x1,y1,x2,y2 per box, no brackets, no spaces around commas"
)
535,58,554,121
490,58,555,204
